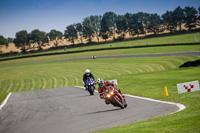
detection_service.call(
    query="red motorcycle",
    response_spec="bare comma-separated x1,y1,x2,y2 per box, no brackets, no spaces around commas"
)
101,86,127,109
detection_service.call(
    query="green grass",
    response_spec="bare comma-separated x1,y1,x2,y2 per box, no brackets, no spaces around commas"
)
0,92,8,104
0,54,199,93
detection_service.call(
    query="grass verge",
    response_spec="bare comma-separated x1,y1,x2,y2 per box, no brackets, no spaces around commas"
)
0,92,8,105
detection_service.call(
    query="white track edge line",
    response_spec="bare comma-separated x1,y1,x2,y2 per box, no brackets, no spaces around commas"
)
75,86,186,114
123,94,186,114
0,92,12,110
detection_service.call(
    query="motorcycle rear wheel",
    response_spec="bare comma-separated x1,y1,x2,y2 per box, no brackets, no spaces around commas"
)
124,98,127,108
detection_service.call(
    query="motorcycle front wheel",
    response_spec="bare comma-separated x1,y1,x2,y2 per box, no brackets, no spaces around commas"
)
88,86,94,95
113,96,124,109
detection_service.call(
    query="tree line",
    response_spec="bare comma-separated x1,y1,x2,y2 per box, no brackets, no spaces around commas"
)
0,6,200,53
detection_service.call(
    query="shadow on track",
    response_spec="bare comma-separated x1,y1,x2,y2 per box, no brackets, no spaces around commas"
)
76,94,93,98
82,108,121,116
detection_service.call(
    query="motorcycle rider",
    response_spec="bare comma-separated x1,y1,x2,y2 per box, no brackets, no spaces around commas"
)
83,69,95,90
97,78,123,99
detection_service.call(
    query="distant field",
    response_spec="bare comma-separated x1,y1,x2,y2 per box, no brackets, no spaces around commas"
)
63,32,199,52
35,33,200,54
0,44,200,65
0,33,199,58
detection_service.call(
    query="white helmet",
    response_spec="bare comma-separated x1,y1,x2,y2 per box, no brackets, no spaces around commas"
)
85,69,90,73
85,69,90,76
97,78,104,87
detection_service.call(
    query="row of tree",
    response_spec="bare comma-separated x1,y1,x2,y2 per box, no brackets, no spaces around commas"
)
0,6,200,53
65,6,200,43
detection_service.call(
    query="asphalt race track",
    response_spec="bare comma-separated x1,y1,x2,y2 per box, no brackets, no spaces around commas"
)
49,51,200,63
0,87,180,133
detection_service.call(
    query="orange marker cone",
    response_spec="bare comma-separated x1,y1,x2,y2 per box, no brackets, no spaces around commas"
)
164,86,168,96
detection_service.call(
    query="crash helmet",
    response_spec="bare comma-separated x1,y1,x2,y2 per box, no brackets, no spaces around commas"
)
85,69,90,76
97,78,104,87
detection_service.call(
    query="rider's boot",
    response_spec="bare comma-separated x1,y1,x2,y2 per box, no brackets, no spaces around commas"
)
85,84,88,91
117,89,124,97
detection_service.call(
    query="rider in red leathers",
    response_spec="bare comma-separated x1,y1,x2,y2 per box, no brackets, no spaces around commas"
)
97,78,123,99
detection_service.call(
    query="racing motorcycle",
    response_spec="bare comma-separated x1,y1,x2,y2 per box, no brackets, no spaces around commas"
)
101,86,127,109
86,78,96,95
